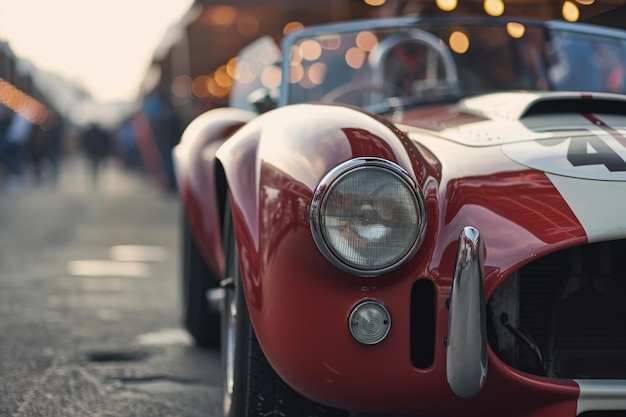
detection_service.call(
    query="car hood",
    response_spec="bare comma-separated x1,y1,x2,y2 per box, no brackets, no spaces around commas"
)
396,91,626,182
394,91,626,244
396,91,626,146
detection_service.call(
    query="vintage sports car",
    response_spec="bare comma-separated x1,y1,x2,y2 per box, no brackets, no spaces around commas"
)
174,14,626,417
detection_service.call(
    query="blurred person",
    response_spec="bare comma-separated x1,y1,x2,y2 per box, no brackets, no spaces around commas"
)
116,116,141,171
143,90,183,193
80,122,112,185
0,110,33,192
131,110,167,190
27,111,65,187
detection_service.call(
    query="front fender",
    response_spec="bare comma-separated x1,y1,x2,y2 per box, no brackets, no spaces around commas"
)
215,103,428,399
174,107,255,279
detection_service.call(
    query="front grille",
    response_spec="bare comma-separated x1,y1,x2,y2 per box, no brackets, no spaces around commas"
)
488,239,626,379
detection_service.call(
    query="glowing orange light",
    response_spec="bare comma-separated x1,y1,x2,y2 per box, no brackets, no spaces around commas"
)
308,62,327,85
192,75,211,98
0,77,49,125
214,65,232,88
283,21,304,35
506,22,526,39
290,64,304,84
208,76,230,99
209,5,236,28
436,0,458,12
562,1,580,22
364,0,386,6
356,31,378,52
484,0,504,16
345,47,366,69
226,57,237,78
300,40,322,61
261,66,281,89
449,31,470,54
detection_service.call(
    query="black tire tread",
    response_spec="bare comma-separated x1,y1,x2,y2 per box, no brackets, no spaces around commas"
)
181,213,220,348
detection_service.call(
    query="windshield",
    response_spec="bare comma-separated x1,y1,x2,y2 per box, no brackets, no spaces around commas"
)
229,18,626,112
277,18,626,109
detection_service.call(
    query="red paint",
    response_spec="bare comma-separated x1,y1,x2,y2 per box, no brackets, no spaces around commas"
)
209,103,588,415
174,107,254,277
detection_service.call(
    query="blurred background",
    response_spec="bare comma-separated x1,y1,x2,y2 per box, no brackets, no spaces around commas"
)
0,0,624,193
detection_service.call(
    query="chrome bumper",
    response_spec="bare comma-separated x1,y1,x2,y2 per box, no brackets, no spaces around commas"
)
446,226,487,398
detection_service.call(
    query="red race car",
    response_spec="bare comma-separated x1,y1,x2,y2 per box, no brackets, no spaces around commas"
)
174,15,626,417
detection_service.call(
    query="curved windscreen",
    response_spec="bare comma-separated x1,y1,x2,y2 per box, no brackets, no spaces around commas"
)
229,18,626,112
280,19,626,109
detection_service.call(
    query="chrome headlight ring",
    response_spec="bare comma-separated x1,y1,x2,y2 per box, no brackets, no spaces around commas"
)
310,158,426,277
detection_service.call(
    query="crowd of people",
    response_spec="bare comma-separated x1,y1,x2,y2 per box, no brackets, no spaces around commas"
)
0,89,187,193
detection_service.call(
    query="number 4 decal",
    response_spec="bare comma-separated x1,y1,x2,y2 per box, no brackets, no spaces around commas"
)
567,135,626,172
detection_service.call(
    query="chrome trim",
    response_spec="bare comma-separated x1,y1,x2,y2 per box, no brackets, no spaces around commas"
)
446,226,487,398
309,157,426,277
576,380,626,415
348,300,392,345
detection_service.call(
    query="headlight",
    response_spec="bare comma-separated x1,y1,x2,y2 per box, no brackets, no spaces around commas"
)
310,158,426,277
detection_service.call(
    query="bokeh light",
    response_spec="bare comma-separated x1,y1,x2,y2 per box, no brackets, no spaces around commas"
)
208,5,237,28
449,31,470,54
364,0,386,6
300,40,323,61
356,31,379,52
436,0,458,12
284,21,304,35
308,62,327,85
261,66,282,89
192,75,211,98
290,63,304,83
484,0,505,16
345,47,366,69
506,22,526,38
562,1,580,21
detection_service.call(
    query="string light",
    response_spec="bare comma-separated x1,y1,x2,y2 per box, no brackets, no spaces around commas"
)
0,77,48,125
562,1,580,21
436,0,458,12
506,22,526,38
484,0,505,16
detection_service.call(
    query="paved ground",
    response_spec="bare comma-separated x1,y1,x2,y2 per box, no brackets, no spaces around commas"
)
0,156,222,416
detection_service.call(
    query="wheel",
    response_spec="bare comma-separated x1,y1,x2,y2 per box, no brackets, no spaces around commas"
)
181,212,220,348
221,200,348,417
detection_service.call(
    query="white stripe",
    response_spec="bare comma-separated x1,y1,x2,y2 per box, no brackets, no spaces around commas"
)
547,173,626,243
576,380,626,414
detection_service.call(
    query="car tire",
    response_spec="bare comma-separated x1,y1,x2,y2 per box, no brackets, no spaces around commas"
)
221,201,348,417
181,213,220,348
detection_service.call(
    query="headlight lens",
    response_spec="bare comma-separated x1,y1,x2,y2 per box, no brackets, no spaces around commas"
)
310,158,426,276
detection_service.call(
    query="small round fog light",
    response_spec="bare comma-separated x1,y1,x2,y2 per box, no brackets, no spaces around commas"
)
348,300,391,345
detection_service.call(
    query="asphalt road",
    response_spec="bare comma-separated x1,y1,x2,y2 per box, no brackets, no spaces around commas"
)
0,157,222,416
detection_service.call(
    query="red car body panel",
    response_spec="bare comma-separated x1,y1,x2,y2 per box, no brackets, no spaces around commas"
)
210,102,589,415
174,107,255,278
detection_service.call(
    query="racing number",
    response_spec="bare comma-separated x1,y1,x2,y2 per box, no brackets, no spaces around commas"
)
567,135,626,172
